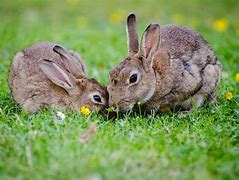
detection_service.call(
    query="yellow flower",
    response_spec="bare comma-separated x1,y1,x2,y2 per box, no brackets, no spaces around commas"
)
80,106,91,116
236,29,239,36
77,16,88,28
137,101,141,106
66,0,80,6
225,92,233,100
172,14,184,24
213,18,229,32
189,21,198,29
235,73,239,83
109,10,126,24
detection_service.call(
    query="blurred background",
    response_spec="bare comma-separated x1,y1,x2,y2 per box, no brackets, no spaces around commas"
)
0,0,238,85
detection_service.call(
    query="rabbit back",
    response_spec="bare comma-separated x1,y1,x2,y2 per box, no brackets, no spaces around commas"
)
150,25,222,111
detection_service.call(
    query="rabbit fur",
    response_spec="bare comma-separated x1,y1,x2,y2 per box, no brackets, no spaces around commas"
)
8,41,108,113
107,13,222,113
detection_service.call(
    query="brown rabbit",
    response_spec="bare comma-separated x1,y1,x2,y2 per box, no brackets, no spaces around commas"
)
107,13,222,113
8,41,108,113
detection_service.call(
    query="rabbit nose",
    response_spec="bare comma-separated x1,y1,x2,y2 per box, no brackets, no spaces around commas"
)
108,99,115,108
109,98,119,109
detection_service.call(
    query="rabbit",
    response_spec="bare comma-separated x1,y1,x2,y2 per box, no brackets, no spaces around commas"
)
8,41,109,113
107,13,222,113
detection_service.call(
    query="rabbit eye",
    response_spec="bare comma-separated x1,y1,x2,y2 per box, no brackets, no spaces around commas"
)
93,95,102,103
129,74,138,83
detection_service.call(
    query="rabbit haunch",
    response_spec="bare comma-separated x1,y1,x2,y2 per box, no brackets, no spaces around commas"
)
107,13,222,112
8,42,108,113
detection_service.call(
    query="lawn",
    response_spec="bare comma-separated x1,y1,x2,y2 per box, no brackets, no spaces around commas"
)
0,0,239,179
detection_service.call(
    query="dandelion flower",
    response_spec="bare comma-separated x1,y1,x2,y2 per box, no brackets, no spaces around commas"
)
80,106,91,116
189,21,198,29
225,92,233,100
172,14,184,23
213,18,229,32
109,10,126,24
66,0,79,6
77,16,88,28
235,73,239,83
236,29,239,36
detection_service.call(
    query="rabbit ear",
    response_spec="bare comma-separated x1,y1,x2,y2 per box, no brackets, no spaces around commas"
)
139,23,160,66
53,45,87,79
39,59,77,94
126,13,139,56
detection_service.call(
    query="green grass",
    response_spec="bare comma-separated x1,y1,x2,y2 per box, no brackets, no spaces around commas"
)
0,0,239,179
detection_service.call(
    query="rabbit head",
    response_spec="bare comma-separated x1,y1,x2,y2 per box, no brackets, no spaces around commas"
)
107,13,160,112
39,45,109,113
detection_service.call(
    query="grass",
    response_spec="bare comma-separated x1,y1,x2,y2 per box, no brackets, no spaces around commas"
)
0,0,239,179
